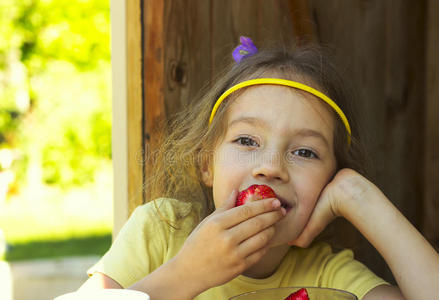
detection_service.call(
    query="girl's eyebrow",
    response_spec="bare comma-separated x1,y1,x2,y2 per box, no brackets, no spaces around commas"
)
293,128,330,148
229,116,330,148
228,116,266,129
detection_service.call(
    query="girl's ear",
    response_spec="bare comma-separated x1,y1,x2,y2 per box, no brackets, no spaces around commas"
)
201,165,213,187
201,157,213,187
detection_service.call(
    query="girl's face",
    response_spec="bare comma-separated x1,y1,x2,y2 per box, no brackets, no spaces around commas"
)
203,84,337,247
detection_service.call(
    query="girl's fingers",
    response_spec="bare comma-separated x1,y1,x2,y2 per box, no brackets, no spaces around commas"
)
289,195,337,248
228,210,283,243
214,189,239,213
237,226,276,258
205,189,239,227
218,197,283,229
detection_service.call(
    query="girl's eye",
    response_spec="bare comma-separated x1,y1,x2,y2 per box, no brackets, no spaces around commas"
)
292,149,318,159
235,136,259,147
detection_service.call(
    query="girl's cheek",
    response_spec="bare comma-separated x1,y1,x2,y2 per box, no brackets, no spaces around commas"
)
295,173,320,196
298,185,322,213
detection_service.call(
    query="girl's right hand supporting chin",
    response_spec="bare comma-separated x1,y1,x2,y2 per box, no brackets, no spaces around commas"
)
171,189,285,296
290,168,439,300
289,168,369,248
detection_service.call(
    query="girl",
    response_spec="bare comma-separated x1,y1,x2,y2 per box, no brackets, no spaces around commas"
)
79,38,439,299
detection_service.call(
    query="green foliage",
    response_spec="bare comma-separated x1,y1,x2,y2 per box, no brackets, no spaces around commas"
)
90,111,112,159
0,0,111,189
0,110,21,145
4,233,112,261
21,60,112,188
1,0,110,72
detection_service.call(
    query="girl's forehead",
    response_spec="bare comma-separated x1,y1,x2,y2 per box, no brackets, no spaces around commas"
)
226,85,335,135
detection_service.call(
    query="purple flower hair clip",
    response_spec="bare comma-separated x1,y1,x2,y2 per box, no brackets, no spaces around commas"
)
232,36,258,63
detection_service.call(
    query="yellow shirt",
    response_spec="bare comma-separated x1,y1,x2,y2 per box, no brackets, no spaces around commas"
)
88,198,388,300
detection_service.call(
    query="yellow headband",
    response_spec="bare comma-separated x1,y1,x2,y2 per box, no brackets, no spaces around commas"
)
208,78,352,145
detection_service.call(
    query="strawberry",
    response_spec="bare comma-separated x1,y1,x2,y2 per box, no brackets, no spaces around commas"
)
235,184,276,207
284,288,310,300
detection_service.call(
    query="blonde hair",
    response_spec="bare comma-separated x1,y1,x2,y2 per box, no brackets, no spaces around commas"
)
144,44,368,247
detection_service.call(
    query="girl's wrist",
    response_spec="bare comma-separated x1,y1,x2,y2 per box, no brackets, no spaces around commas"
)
335,171,393,235
128,256,205,300
167,256,209,298
334,170,378,218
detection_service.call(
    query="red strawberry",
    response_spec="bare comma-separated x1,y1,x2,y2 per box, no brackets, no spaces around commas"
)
235,184,276,207
284,288,310,300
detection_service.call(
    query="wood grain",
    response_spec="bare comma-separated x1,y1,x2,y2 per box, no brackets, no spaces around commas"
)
288,0,317,44
308,0,427,282
424,0,439,250
126,0,145,216
164,0,211,118
143,0,167,206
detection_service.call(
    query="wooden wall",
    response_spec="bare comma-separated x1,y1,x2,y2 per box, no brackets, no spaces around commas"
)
308,0,427,281
424,0,439,254
124,0,438,283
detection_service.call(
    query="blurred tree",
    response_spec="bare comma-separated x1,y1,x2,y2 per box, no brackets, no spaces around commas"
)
4,0,110,72
0,0,111,191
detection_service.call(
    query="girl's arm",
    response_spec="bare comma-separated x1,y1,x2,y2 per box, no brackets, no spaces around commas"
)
338,170,439,299
127,192,285,300
291,169,439,300
79,191,285,300
75,258,188,298
78,272,123,290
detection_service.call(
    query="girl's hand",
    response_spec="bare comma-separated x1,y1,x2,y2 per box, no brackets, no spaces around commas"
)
289,168,373,247
170,189,285,296
290,169,439,300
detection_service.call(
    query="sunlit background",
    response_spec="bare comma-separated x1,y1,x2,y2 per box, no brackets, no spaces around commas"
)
0,0,112,298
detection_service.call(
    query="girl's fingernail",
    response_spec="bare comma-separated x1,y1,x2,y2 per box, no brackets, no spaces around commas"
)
272,199,281,208
281,207,287,216
287,239,296,246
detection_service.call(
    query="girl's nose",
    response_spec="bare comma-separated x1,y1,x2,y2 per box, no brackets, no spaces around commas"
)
252,151,289,182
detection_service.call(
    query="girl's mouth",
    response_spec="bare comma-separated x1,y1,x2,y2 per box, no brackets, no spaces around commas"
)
278,197,293,213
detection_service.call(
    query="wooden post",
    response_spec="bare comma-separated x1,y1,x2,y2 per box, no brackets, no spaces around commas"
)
143,0,167,145
142,0,167,208
424,0,439,251
125,0,145,218
111,0,128,238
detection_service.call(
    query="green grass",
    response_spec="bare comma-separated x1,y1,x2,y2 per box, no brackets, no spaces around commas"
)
3,232,112,261
0,165,114,262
